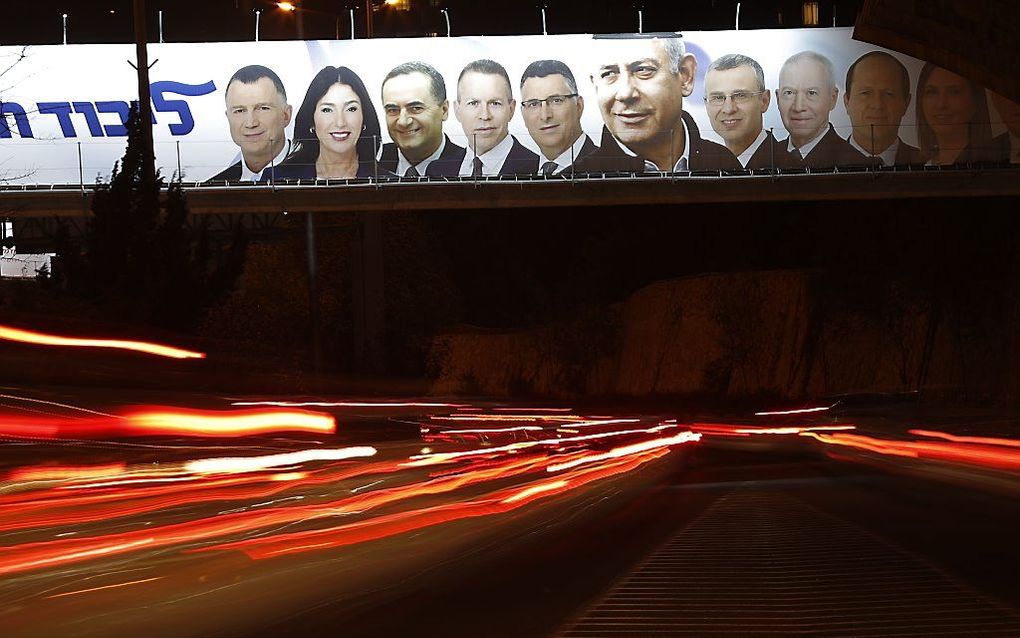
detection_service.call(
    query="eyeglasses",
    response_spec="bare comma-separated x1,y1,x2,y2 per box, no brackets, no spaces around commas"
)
521,94,579,110
704,90,764,106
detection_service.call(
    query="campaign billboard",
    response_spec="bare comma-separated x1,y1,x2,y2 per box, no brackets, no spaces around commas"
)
0,27,1017,186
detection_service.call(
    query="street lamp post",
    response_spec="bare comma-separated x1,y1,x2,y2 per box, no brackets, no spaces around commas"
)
61,13,68,45
132,0,156,182
254,9,261,42
440,8,451,36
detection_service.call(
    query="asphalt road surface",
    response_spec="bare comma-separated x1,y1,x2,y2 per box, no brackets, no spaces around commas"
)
1,386,1019,638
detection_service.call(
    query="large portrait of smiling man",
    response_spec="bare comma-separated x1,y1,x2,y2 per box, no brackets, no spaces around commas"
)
577,33,740,174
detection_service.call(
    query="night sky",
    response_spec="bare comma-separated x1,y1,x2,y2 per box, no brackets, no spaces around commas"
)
3,1,865,45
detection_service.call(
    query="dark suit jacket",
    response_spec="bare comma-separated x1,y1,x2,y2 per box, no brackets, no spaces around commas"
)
841,136,924,166
378,135,467,177
744,130,802,170
499,136,540,176
551,135,598,175
210,161,242,181
209,161,291,182
783,124,870,169
574,111,741,173
208,144,292,182
893,139,925,165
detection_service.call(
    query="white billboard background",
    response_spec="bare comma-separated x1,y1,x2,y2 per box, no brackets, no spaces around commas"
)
0,28,1012,184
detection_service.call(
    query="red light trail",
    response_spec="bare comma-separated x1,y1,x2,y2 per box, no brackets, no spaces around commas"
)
0,323,205,359
0,406,336,439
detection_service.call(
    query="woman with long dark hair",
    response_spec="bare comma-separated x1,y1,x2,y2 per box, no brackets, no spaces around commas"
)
916,63,994,165
278,66,384,179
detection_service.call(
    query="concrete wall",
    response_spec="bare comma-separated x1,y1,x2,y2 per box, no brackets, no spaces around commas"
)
430,269,1019,402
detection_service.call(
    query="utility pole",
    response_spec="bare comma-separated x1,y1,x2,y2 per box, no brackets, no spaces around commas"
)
365,0,373,37
133,0,156,181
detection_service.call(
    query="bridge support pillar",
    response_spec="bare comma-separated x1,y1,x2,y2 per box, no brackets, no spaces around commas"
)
351,211,386,373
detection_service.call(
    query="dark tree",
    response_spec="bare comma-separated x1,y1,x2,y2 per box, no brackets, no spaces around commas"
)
49,105,247,331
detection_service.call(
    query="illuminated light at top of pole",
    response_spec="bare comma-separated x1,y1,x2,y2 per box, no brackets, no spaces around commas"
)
0,324,205,359
122,407,336,437
184,446,376,474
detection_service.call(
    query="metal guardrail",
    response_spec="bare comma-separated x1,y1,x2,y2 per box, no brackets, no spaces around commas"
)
1,160,1017,193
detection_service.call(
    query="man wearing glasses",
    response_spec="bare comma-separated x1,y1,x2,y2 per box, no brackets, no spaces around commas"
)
776,51,869,168
704,54,800,170
519,60,597,176
579,33,740,173
453,59,539,177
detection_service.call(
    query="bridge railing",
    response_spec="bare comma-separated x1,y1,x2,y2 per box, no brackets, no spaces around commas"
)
2,122,1017,190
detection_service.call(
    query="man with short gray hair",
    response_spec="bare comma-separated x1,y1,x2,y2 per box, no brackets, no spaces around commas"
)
577,33,740,173
776,50,868,168
211,64,293,182
704,53,799,169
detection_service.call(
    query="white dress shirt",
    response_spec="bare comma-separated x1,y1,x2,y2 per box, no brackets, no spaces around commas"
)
736,129,768,168
848,134,900,166
543,133,590,174
623,118,689,171
787,125,828,159
459,134,514,176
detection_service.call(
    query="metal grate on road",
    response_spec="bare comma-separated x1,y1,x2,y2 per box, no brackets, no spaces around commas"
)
558,488,1020,637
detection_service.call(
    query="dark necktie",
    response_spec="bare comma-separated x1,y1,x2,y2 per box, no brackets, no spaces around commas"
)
405,165,420,178
541,161,558,176
471,156,484,177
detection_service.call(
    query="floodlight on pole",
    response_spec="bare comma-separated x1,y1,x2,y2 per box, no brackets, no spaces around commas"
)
440,9,450,36
541,6,547,35
638,9,643,34
349,8,355,39
254,9,261,41
62,14,68,45
278,2,296,11
735,2,740,30
158,9,164,42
